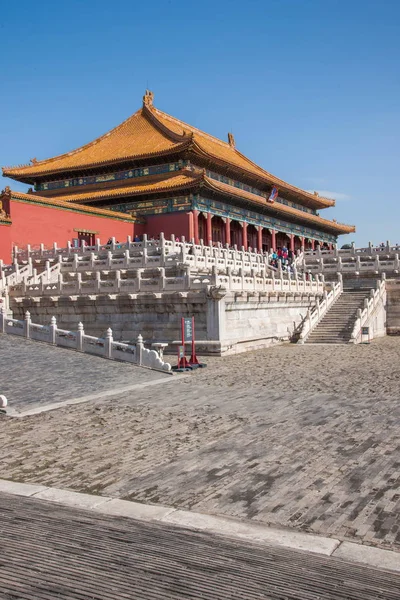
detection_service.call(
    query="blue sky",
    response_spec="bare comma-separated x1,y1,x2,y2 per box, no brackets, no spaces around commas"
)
1,0,399,246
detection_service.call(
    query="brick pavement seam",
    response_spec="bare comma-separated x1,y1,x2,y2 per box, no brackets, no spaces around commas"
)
0,479,337,556
3,477,398,574
4,375,185,418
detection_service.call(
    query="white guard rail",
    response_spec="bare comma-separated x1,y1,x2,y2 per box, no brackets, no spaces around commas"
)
8,267,324,298
350,277,386,344
12,233,302,276
0,310,171,372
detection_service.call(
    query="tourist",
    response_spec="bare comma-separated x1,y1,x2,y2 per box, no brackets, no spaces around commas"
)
134,235,141,242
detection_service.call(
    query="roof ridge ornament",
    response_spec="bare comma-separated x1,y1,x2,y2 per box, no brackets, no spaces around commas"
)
30,157,38,164
143,89,154,107
228,132,236,148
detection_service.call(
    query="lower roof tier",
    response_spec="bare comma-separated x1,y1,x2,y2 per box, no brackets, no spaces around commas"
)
37,169,354,236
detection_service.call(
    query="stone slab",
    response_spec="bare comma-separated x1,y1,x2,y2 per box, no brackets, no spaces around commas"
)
92,497,176,521
0,479,48,497
162,509,340,556
33,487,113,510
333,541,400,573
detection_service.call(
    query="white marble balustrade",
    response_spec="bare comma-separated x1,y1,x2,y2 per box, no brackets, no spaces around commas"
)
0,310,171,371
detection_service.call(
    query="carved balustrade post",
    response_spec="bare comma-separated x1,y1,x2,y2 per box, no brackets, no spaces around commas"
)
77,322,84,352
105,328,113,359
136,334,143,366
115,270,121,293
124,249,130,268
50,316,57,345
24,311,31,339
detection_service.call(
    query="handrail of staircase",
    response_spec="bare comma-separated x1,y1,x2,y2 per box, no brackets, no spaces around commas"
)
0,262,33,292
349,275,386,344
298,274,343,343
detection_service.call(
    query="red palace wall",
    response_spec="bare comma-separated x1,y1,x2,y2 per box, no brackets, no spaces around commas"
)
0,199,137,264
0,224,11,263
145,212,192,241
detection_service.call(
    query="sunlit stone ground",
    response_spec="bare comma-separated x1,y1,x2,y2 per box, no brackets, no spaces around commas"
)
1,334,400,551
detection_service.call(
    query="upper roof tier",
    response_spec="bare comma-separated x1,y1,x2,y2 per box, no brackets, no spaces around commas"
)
3,90,334,209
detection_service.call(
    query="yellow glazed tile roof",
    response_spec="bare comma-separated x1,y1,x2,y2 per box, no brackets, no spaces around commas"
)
149,105,335,209
58,173,199,203
203,177,355,234
2,92,335,210
3,189,135,221
3,110,187,178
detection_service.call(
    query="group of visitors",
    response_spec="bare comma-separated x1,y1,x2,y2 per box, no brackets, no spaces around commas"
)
268,246,296,273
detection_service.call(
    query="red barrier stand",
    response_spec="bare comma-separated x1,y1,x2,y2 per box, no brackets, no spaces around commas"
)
175,317,205,370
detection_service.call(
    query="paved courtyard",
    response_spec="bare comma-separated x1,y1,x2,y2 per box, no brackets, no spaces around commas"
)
0,335,170,411
2,492,400,600
1,334,400,551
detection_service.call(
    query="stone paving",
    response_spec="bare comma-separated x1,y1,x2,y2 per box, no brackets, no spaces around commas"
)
1,334,400,552
2,493,400,600
0,335,169,409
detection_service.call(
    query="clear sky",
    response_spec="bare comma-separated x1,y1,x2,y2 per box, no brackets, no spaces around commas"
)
1,0,399,246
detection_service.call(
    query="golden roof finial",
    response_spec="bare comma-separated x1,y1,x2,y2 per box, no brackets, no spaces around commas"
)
143,89,154,107
30,157,37,164
228,132,236,148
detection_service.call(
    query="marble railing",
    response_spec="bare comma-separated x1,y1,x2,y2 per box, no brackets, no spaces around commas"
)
0,310,171,372
302,254,400,275
297,277,343,343
0,262,33,291
9,266,324,298
304,242,400,263
350,278,387,344
13,234,302,275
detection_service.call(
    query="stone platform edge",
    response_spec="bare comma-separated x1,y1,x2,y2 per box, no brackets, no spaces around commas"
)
1,478,399,573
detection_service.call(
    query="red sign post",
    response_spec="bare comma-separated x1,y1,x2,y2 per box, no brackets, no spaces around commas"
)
177,318,191,369
176,317,200,368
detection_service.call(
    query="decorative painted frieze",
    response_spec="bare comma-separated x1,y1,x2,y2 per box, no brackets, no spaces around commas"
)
35,160,188,192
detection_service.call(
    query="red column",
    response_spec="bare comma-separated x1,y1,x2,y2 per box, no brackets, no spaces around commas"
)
300,236,305,250
257,226,263,252
193,210,199,244
310,239,315,250
206,213,212,245
225,218,231,246
271,230,277,251
242,222,248,249
187,212,194,242
290,234,295,253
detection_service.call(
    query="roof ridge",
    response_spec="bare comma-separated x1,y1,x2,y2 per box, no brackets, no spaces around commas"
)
2,108,145,172
203,176,354,233
151,107,231,149
5,189,136,220
231,147,335,205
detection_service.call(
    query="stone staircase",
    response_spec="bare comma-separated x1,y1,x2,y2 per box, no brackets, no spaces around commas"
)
305,288,372,344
